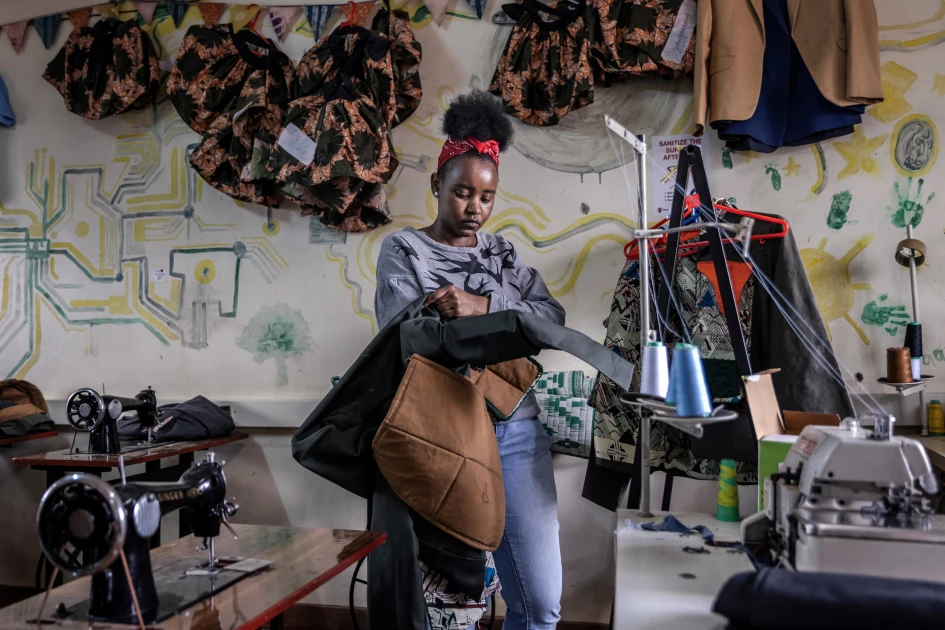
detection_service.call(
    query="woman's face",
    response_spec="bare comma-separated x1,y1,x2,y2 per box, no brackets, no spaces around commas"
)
430,155,498,239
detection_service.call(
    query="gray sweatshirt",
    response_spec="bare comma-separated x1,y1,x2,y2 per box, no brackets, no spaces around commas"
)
374,226,566,420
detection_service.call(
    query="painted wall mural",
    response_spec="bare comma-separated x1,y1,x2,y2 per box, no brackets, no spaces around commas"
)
2,0,945,407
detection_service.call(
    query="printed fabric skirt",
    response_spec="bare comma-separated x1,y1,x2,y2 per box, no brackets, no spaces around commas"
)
43,18,160,120
266,23,402,231
589,0,696,85
167,25,296,206
371,9,423,127
490,0,594,127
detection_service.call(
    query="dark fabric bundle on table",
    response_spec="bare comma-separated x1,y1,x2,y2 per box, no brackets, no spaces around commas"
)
118,395,234,442
43,19,160,120
0,380,53,438
715,568,945,630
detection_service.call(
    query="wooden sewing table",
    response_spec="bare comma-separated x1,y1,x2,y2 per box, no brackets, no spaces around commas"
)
0,524,386,630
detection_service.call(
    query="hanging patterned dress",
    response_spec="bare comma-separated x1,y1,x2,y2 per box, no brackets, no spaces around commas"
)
589,0,696,85
43,18,160,120
372,8,423,128
167,25,295,207
267,24,400,231
489,0,594,127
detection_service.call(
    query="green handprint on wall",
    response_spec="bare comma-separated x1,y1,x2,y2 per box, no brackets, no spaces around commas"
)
765,164,782,191
861,294,911,335
890,177,935,228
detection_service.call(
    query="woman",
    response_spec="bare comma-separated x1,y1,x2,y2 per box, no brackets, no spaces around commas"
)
374,90,564,629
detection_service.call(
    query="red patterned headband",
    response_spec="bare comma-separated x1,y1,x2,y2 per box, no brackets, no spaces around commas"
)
437,137,500,172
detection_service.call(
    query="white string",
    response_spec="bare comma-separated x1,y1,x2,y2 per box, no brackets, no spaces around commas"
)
606,130,885,415
606,128,693,344
648,153,885,414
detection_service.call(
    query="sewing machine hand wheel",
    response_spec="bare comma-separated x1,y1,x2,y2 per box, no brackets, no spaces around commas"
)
66,388,106,432
36,473,127,577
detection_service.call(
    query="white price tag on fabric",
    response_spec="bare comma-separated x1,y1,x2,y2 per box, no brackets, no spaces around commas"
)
278,123,317,165
661,0,697,65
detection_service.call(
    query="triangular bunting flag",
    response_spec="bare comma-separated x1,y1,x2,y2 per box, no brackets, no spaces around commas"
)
269,6,302,41
96,3,119,19
465,0,485,19
342,1,373,27
67,8,93,30
30,15,61,49
199,3,227,26
305,5,337,41
2,22,28,54
132,1,158,23
167,2,190,27
425,0,449,25
230,5,263,32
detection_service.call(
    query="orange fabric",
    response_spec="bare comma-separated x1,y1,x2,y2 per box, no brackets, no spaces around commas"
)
696,260,753,317
373,355,506,551
342,1,372,27
476,358,541,419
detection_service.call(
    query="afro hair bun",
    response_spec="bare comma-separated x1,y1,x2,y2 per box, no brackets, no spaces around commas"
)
441,90,514,152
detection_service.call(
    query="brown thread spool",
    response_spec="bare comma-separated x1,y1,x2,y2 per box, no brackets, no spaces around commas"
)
887,347,913,384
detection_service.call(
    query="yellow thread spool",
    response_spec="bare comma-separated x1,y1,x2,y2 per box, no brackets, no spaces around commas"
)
716,458,740,522
929,400,945,436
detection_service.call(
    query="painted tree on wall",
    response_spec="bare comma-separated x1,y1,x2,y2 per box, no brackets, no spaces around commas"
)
237,304,313,386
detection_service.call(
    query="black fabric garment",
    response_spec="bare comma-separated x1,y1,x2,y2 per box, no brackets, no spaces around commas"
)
584,213,854,510
292,294,634,499
0,413,54,438
368,472,489,630
714,568,945,629
368,472,427,630
293,294,635,629
117,396,233,442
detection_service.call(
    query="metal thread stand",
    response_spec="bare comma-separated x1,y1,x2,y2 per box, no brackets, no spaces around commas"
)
886,225,932,435
605,117,749,516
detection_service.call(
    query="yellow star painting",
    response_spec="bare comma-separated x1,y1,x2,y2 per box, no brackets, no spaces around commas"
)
833,128,888,179
869,61,917,124
783,156,801,176
933,74,945,97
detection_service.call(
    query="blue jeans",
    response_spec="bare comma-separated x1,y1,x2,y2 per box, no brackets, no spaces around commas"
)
493,418,562,629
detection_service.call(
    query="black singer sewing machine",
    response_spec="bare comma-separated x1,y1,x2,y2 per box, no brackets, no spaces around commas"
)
36,453,244,625
66,387,158,454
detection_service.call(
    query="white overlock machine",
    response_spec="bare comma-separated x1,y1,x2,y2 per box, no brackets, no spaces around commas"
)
741,416,945,583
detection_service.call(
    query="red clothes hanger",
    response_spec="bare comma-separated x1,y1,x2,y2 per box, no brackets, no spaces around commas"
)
623,195,789,260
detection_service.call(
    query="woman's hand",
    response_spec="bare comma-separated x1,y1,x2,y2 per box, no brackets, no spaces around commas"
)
424,285,490,318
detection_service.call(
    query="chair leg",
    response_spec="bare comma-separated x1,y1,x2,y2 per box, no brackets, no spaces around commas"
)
350,556,367,630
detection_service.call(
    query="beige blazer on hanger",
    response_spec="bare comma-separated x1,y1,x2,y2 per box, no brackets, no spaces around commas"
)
693,0,884,135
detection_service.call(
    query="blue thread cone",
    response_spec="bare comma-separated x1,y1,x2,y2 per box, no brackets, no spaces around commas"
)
669,343,712,417
665,354,679,406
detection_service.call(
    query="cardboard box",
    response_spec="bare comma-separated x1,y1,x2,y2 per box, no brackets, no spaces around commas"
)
744,369,841,509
